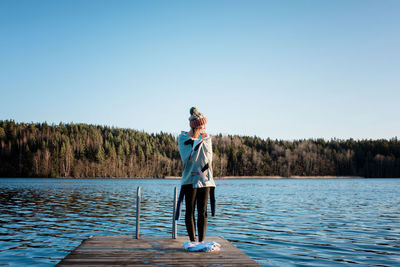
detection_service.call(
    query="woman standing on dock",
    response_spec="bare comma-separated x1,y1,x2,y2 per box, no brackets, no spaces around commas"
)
177,107,216,243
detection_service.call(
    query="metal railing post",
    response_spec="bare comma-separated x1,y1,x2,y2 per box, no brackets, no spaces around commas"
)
136,186,141,239
172,186,177,239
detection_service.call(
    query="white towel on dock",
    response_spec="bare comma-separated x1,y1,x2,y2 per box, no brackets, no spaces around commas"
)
184,241,221,252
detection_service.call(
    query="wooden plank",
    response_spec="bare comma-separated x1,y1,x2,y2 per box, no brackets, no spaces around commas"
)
56,236,259,266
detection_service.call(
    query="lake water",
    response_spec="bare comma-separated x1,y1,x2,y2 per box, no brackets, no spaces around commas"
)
0,178,399,266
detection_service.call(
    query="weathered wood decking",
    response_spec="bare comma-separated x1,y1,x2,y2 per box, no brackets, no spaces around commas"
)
56,235,259,266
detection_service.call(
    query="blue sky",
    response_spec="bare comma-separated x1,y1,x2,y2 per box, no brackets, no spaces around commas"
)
1,0,399,140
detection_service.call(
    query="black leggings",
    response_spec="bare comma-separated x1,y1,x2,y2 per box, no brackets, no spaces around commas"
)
183,184,210,242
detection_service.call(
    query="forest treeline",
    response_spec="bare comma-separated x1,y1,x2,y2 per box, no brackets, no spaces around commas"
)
0,120,399,178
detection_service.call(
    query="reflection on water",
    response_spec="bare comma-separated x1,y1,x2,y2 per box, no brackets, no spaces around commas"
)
0,178,400,266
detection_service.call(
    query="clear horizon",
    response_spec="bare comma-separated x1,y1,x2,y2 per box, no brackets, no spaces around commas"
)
1,0,399,140
2,118,398,142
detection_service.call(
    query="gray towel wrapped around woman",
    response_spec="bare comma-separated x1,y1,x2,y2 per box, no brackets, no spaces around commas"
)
178,131,216,188
175,131,216,220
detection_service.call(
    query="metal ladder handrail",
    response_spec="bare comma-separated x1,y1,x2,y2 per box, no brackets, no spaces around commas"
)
135,186,178,239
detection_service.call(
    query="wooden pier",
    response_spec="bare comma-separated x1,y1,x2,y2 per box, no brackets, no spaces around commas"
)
56,235,259,266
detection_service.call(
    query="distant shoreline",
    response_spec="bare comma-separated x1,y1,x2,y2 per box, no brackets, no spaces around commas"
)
0,176,370,179
164,176,365,179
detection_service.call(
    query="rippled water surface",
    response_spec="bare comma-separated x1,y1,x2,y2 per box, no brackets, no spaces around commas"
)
0,178,399,266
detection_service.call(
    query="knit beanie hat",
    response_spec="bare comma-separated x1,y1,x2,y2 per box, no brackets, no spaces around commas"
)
189,107,208,129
